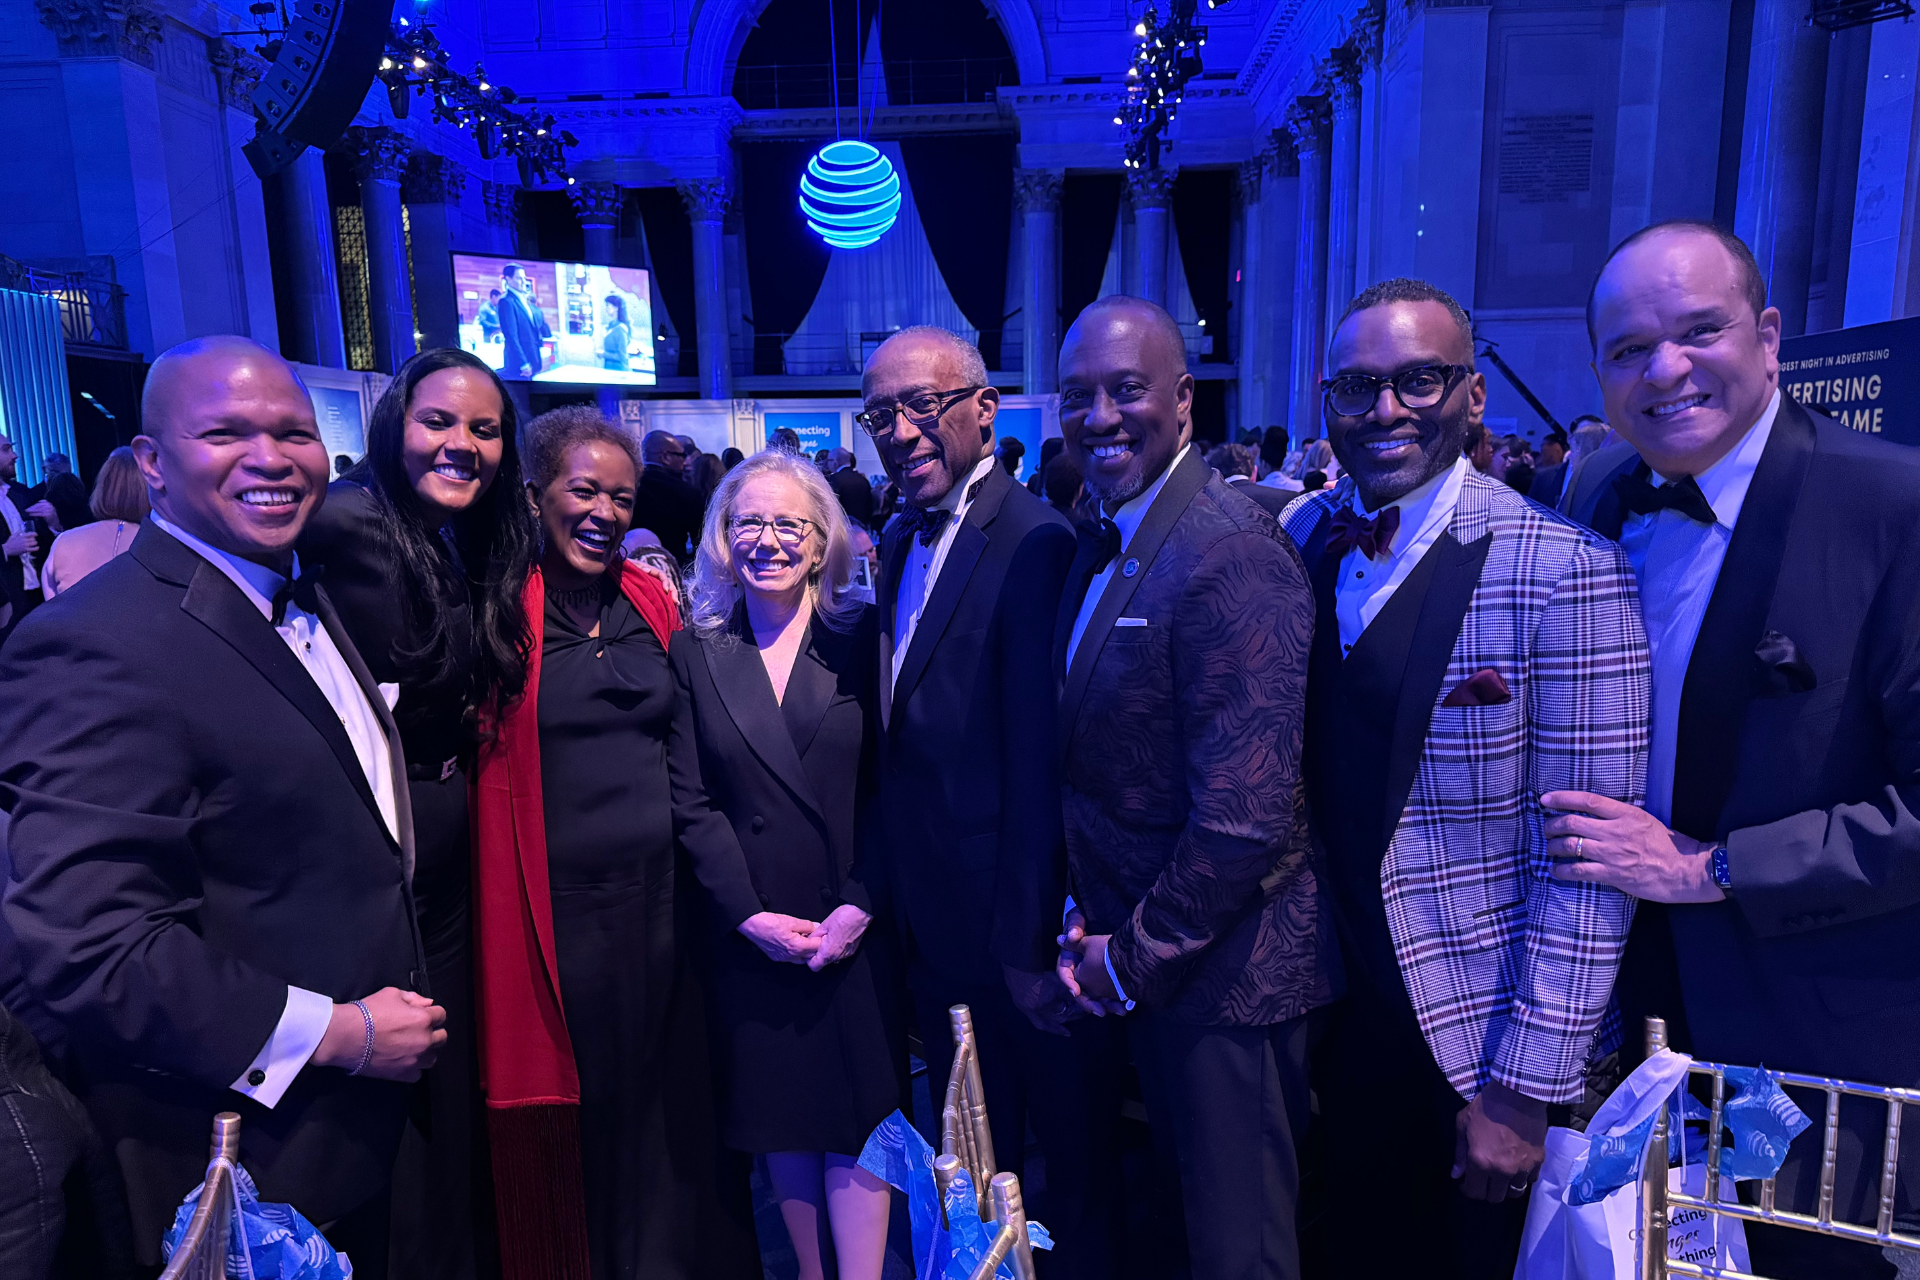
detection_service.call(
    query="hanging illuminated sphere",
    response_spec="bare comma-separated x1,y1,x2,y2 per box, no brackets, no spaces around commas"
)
799,139,901,250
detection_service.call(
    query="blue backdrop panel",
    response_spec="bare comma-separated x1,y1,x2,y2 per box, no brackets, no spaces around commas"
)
1778,317,1920,447
0,289,76,485
994,406,1043,481
765,410,844,454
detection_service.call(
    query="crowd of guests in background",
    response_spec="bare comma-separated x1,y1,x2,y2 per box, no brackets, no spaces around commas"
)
1,215,1916,1280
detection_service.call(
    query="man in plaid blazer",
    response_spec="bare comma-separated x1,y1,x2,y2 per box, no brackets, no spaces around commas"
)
1284,279,1650,1278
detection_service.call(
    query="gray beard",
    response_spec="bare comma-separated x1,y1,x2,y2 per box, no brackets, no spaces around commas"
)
1088,468,1147,512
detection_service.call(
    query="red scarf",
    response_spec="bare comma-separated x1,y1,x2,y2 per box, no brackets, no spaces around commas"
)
472,561,680,1279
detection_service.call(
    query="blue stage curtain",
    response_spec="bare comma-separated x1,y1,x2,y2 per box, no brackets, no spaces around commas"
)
1062,173,1124,332
635,188,701,379
1173,169,1233,363
738,140,835,376
895,134,1014,369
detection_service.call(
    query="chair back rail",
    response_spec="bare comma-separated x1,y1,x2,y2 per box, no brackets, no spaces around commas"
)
157,1112,242,1280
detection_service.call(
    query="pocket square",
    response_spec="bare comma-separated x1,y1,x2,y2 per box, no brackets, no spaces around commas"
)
1441,667,1512,707
1754,628,1817,696
1114,617,1150,627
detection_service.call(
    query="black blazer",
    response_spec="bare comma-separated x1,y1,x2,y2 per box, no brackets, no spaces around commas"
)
1571,396,1920,1216
668,608,879,933
876,465,1077,982
498,289,550,377
828,467,876,531
1224,473,1292,518
0,480,49,636
0,522,425,1257
636,465,706,562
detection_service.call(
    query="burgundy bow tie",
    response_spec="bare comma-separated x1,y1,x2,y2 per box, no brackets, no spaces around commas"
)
1325,504,1402,562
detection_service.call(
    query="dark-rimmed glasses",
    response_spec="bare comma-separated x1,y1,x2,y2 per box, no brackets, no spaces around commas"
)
728,515,817,546
855,385,984,439
1321,364,1468,418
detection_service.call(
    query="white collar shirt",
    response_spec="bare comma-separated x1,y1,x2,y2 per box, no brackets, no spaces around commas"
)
1333,455,1472,653
891,454,998,692
1619,389,1780,824
1,482,37,591
1065,444,1192,670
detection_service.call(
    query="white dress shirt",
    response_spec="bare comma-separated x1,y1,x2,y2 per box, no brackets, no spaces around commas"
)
1065,444,1193,670
1619,389,1780,824
891,454,999,692
1333,455,1472,654
1,482,37,591
151,514,402,1107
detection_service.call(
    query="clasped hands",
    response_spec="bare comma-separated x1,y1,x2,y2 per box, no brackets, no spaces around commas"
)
738,904,871,971
1054,908,1130,1019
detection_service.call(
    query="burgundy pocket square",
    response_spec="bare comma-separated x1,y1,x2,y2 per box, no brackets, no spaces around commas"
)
1442,668,1512,707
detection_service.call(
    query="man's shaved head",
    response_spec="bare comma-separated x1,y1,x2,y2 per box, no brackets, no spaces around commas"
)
1068,296,1189,376
141,336,304,437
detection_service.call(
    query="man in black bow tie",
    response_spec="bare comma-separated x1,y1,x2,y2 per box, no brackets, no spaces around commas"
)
859,327,1113,1275
1562,220,1920,1278
1283,278,1649,1278
0,336,441,1276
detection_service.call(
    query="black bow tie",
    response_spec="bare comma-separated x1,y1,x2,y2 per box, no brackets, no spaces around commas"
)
1081,517,1122,574
900,505,953,547
1615,470,1718,526
270,570,323,627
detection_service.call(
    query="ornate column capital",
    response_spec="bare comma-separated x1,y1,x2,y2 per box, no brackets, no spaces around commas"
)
1269,132,1300,179
482,180,520,228
567,181,623,227
1126,165,1179,212
1236,154,1267,206
1012,168,1063,214
676,177,732,224
1348,2,1387,68
1283,97,1332,156
206,37,265,108
402,152,468,205
343,126,410,185
36,0,164,66
1323,52,1363,114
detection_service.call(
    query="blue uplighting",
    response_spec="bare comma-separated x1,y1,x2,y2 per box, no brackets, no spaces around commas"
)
799,140,901,250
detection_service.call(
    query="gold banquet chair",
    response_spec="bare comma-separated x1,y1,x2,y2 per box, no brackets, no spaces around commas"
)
1637,1016,1920,1279
158,1111,242,1280
936,1004,1039,1280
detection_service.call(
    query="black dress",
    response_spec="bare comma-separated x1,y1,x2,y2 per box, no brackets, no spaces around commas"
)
538,581,756,1280
667,606,902,1155
298,481,492,1280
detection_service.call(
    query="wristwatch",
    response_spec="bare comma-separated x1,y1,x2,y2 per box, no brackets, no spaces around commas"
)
1704,842,1732,890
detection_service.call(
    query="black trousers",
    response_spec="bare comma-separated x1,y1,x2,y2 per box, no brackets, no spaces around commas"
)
909,960,1123,1280
1309,985,1532,1280
1128,1011,1315,1280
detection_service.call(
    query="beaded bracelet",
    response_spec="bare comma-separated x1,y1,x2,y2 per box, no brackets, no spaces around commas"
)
348,999,376,1076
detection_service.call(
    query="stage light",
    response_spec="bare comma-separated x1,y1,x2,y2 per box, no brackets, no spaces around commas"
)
799,139,900,250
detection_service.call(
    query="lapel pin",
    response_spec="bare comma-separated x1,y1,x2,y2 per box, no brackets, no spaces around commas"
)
1122,558,1140,578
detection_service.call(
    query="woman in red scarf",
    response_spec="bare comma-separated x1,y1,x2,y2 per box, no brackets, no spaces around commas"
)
472,407,748,1279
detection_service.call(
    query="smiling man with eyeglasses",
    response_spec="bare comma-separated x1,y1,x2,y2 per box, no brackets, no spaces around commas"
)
1283,277,1650,1278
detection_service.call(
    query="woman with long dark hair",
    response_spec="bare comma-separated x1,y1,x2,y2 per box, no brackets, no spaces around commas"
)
298,346,537,1280
601,294,632,371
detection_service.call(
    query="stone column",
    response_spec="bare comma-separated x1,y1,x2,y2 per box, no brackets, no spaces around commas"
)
1263,137,1301,432
676,177,734,401
483,180,520,256
1735,0,1832,336
1129,167,1179,309
1235,154,1268,433
568,182,623,266
282,146,347,367
1286,98,1333,441
1324,54,1364,335
1014,169,1063,394
402,154,466,351
347,125,416,373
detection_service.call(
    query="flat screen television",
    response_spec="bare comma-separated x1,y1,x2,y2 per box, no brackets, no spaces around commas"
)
452,251,657,385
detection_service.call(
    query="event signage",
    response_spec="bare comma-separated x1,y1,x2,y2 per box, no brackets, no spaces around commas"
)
1777,315,1920,448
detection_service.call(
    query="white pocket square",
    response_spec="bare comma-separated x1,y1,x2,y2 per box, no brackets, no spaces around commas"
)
1115,617,1150,627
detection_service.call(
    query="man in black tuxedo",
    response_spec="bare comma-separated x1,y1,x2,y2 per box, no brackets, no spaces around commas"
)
41,453,90,532
0,337,445,1275
498,263,552,380
862,326,1111,1275
634,429,704,561
1558,221,1920,1278
825,447,875,530
0,432,53,642
1205,440,1291,517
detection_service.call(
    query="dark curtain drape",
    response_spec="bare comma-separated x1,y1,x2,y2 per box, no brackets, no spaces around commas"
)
525,190,584,263
1061,173,1124,330
635,188,700,378
738,141,834,375
1173,169,1233,363
896,134,1015,369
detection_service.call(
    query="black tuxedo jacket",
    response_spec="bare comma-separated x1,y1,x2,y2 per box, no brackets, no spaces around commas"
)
876,466,1077,982
828,466,876,531
1572,396,1920,1219
1224,473,1292,518
0,480,50,633
499,289,550,377
0,522,425,1258
636,464,705,562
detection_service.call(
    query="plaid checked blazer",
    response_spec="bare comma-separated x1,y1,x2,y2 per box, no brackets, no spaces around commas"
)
1283,469,1651,1104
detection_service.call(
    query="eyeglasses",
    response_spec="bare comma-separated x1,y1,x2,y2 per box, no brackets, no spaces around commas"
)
855,385,984,439
728,515,817,546
1320,364,1468,419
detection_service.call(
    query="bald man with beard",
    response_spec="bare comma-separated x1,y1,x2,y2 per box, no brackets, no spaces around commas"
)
0,337,442,1276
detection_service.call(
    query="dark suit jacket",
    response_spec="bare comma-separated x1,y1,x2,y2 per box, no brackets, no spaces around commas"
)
636,465,705,562
876,466,1077,982
1528,460,1567,508
828,466,876,532
1056,451,1336,1024
0,480,50,636
1225,473,1291,518
1570,396,1920,1219
44,472,88,534
499,289,550,378
0,522,425,1258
